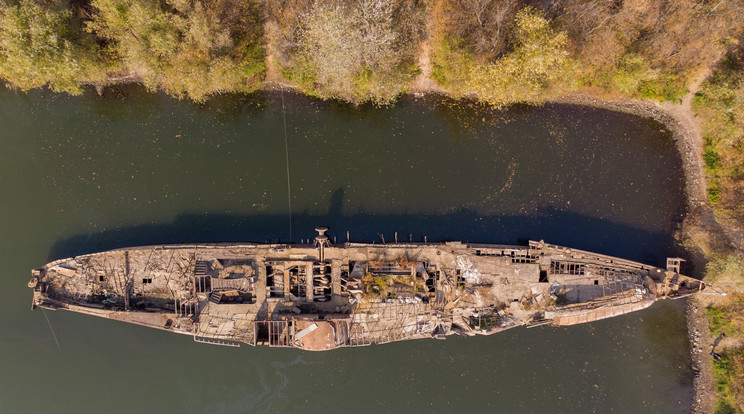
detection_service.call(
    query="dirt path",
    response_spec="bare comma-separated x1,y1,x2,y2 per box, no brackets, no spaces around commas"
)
262,19,298,92
411,38,443,93
409,15,447,95
661,69,710,209
264,21,282,84
675,69,717,414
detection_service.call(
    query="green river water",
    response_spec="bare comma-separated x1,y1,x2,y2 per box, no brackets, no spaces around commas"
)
0,85,692,413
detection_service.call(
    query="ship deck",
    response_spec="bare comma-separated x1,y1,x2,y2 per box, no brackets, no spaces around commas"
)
29,229,704,350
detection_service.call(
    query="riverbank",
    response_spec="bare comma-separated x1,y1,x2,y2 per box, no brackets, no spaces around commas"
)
521,89,731,414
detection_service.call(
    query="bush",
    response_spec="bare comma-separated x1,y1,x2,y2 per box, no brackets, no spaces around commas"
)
431,35,473,94
607,54,659,96
705,146,725,174
638,74,688,102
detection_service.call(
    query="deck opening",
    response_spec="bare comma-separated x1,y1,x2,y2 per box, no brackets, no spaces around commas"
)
539,270,549,283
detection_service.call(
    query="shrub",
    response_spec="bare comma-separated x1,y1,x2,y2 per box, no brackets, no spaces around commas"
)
638,74,688,102
431,35,473,94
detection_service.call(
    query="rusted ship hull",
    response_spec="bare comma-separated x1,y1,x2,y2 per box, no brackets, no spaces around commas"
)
28,228,704,350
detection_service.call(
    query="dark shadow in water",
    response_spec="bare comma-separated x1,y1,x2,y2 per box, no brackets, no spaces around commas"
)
48,189,692,275
67,84,270,123
197,92,269,124
87,84,164,120
78,87,564,133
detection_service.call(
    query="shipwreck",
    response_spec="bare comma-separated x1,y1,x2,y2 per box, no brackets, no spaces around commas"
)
29,227,704,350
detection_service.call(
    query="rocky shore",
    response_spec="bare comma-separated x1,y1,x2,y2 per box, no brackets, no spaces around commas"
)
688,295,716,413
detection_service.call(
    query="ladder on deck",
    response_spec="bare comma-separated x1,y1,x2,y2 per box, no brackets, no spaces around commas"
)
194,261,209,275
209,291,223,304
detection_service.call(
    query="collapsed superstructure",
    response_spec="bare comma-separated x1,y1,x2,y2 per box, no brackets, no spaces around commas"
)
28,228,704,350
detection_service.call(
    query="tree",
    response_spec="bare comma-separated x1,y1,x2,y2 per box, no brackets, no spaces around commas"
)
276,0,423,104
0,0,103,94
88,0,264,101
449,0,518,59
467,7,573,107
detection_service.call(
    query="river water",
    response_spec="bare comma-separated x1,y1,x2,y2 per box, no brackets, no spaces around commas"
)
0,85,691,412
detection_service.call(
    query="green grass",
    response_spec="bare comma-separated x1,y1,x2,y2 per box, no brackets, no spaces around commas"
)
713,350,744,413
708,306,733,336
638,74,688,102
716,398,738,414
692,48,744,216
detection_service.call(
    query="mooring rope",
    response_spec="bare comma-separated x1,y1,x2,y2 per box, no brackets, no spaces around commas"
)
280,88,293,242
42,308,62,354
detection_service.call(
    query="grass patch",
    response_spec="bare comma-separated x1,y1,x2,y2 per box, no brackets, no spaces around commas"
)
707,294,744,412
692,48,744,220
708,306,731,336
638,74,688,102
713,349,744,413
